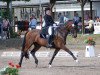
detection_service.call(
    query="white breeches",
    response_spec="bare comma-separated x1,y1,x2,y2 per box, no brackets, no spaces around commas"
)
48,26,53,35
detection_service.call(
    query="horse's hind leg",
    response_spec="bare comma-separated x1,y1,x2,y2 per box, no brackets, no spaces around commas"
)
49,48,60,68
31,44,41,67
62,45,78,62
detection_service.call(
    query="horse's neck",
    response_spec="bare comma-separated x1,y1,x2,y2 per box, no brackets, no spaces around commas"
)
56,26,69,41
63,28,69,42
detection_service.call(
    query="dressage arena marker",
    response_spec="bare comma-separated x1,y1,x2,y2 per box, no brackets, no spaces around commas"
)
85,45,95,57
98,54,100,57
1,51,78,57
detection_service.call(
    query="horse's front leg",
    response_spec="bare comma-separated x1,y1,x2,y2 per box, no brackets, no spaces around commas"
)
62,45,78,62
49,48,60,68
19,51,25,67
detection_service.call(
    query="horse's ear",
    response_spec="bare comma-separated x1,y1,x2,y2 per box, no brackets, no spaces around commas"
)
72,24,75,27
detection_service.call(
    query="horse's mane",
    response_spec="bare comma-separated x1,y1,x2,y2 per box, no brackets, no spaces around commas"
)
55,21,73,44
55,24,69,44
56,21,72,34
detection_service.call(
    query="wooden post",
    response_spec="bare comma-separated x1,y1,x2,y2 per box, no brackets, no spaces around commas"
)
81,3,85,34
78,0,88,34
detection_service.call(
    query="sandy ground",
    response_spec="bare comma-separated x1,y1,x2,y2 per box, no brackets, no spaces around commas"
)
0,32,100,75
0,49,100,75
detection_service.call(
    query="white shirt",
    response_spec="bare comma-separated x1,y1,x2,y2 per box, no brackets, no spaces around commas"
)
86,20,94,29
29,18,37,28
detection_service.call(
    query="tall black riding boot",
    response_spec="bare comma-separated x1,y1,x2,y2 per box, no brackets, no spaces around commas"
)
47,35,52,47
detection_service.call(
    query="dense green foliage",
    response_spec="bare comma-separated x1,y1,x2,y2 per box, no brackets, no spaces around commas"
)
1,0,30,38
1,0,30,19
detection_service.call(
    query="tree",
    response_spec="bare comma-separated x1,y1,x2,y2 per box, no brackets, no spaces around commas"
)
77,0,88,34
50,0,56,9
2,0,30,38
2,0,30,22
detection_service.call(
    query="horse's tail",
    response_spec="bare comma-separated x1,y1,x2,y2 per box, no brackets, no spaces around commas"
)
22,31,29,59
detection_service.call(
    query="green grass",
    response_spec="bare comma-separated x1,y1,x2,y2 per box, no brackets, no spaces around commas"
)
0,34,100,50
67,34,100,44
66,34,100,50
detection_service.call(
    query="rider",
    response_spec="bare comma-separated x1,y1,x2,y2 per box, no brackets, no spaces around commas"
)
44,7,54,47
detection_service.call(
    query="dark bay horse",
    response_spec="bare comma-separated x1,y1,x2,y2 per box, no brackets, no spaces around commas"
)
19,21,78,68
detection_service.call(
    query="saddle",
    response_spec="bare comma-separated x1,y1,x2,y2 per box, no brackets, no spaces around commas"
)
40,27,48,39
40,26,57,47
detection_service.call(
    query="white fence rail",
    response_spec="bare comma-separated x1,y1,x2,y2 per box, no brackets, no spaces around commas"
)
1,51,78,58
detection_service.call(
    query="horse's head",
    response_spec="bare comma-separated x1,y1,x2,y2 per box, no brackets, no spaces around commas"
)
65,21,77,38
70,24,77,38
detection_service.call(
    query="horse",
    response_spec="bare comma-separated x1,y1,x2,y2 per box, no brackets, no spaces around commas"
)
18,21,78,68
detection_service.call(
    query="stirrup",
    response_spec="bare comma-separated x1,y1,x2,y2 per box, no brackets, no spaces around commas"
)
46,44,52,48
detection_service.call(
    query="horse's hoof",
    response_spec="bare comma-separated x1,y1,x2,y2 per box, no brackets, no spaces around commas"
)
75,59,79,63
18,62,21,65
35,64,38,68
48,65,52,68
16,64,21,68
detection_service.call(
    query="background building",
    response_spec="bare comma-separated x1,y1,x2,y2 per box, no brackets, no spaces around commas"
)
0,0,100,21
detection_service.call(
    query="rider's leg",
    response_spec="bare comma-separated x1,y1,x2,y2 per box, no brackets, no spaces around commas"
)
47,35,52,45
47,26,53,47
